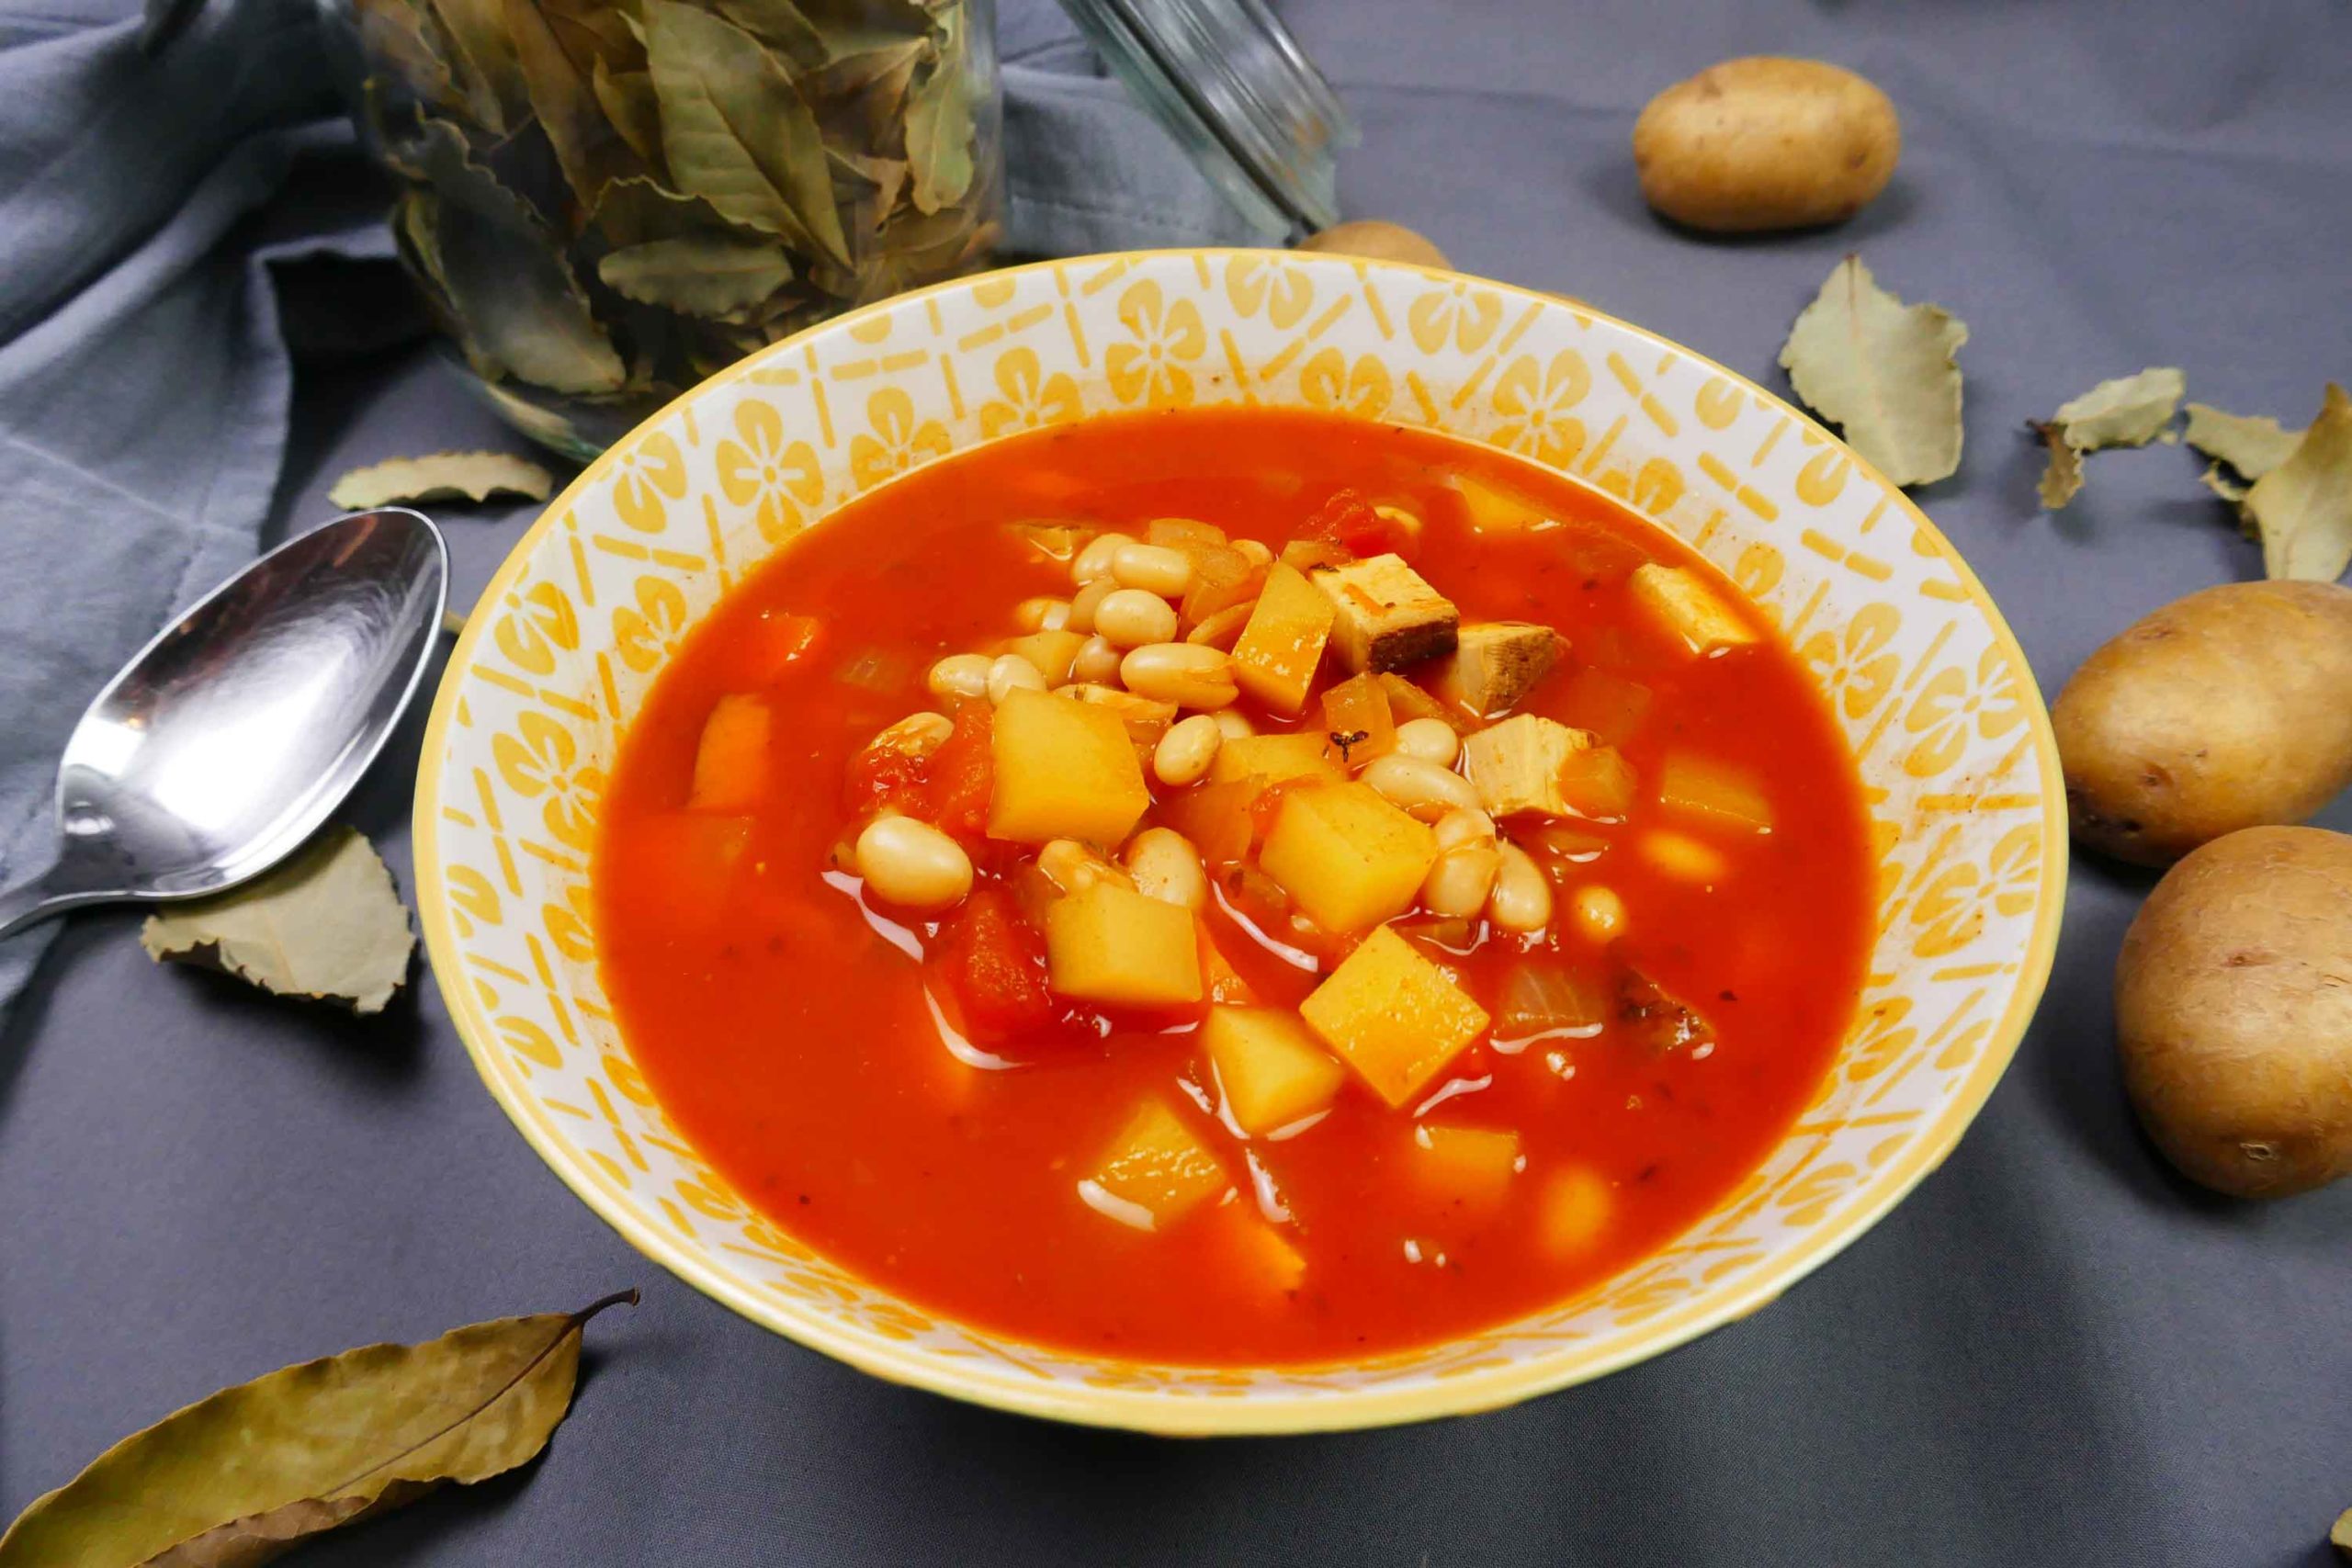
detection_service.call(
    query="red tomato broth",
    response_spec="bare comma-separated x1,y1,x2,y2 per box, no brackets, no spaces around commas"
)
593,407,1874,1366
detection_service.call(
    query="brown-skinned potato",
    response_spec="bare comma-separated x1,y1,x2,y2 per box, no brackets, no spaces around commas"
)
1633,57,1899,232
2116,826,2352,1198
1297,221,1450,270
2053,581,2352,865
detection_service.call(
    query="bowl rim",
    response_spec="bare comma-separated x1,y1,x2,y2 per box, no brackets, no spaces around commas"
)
413,247,2068,1436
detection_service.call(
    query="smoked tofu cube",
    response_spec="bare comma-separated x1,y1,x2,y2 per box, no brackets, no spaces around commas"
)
1231,563,1337,714
1430,622,1564,718
1629,563,1758,655
1259,782,1438,933
1008,627,1087,686
1204,1006,1346,1134
1461,713,1598,818
1079,1098,1227,1232
988,688,1149,845
1299,926,1491,1108
1045,881,1203,1007
1208,731,1346,789
688,694,772,811
1310,553,1459,673
1411,1124,1523,1207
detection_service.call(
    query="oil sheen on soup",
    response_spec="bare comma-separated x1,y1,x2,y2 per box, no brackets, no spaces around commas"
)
594,408,1874,1366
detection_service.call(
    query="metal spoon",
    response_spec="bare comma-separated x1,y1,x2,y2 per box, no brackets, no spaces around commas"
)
0,509,448,939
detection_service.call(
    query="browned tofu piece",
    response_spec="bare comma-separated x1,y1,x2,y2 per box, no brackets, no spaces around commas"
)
1308,553,1459,673
1461,713,1597,818
1430,622,1564,718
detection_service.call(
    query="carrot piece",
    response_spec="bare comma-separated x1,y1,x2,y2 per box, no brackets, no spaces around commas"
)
688,694,773,811
740,612,824,683
1317,672,1396,767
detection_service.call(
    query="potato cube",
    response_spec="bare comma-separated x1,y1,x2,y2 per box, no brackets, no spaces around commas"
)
989,688,1149,845
1063,682,1179,752
1204,1006,1346,1134
1045,881,1203,1007
1412,1124,1523,1207
1260,782,1438,932
1198,930,1258,1003
1535,1166,1613,1257
1311,553,1459,673
1378,673,1471,735
1430,622,1563,718
1461,713,1598,818
1008,628,1087,686
1158,776,1263,867
1231,563,1336,714
1317,672,1396,766
688,694,772,811
1209,731,1346,789
1658,753,1775,832
1079,1098,1227,1232
1555,747,1638,820
1300,926,1490,1108
1452,474,1546,532
1629,563,1758,655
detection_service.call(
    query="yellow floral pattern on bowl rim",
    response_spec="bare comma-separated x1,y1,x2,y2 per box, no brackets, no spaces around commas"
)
413,250,2066,1436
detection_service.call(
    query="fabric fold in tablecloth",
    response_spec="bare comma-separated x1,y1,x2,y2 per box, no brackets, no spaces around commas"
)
0,0,1266,1024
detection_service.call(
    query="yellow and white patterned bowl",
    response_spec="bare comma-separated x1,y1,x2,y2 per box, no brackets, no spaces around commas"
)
414,250,2065,1435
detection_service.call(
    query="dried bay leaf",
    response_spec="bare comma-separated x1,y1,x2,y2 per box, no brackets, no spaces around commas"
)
0,1292,636,1568
904,6,973,214
712,0,831,70
352,0,457,109
2035,431,2085,510
644,0,854,268
601,235,797,314
593,58,668,172
140,828,416,1013
502,0,645,211
413,119,628,394
329,450,557,510
2031,367,2185,509
2244,383,2352,582
1778,255,1968,488
426,0,528,132
2186,401,2304,487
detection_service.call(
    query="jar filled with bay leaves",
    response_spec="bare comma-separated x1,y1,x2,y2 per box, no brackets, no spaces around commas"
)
328,0,1001,456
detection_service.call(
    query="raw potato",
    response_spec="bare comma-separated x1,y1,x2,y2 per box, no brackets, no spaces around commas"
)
2115,827,2352,1198
2052,581,2352,864
1633,57,1900,233
1297,220,1451,270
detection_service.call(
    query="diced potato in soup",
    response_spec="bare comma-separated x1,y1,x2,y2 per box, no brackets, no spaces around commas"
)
594,407,1873,1366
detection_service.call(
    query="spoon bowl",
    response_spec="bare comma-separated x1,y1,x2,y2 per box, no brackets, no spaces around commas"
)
0,509,448,938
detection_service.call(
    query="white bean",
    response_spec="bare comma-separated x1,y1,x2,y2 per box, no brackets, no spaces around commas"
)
1039,838,1131,894
1420,843,1500,919
854,817,972,910
1124,827,1207,910
1119,643,1238,709
1070,634,1124,685
1153,714,1224,787
1431,807,1497,851
1393,716,1461,766
1111,541,1197,597
987,652,1048,704
1214,710,1256,741
867,711,953,759
1016,596,1071,632
1487,841,1553,931
1572,885,1627,942
1070,532,1125,585
1094,587,1181,649
926,652,992,702
1362,753,1481,817
1067,577,1117,634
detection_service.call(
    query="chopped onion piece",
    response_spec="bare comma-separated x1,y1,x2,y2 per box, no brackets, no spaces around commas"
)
1491,964,1607,1054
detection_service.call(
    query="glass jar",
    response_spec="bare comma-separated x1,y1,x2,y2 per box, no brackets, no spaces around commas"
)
323,0,1002,457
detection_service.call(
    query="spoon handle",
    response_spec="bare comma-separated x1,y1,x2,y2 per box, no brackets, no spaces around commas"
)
0,863,119,941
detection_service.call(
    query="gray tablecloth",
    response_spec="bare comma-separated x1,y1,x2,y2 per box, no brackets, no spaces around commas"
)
6,4,2351,1564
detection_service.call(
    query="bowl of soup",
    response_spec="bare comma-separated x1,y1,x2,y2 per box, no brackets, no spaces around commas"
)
414,250,2064,1433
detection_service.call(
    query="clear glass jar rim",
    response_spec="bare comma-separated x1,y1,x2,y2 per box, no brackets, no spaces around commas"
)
1057,0,1354,235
